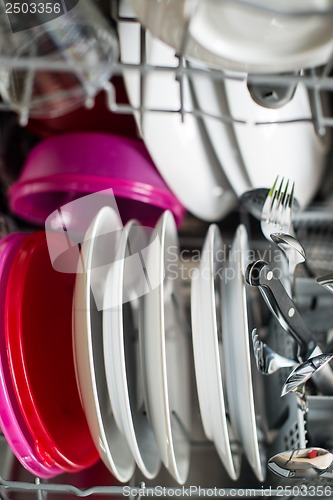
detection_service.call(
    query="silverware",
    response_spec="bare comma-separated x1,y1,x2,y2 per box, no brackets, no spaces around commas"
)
317,272,333,294
246,260,316,358
251,328,297,375
268,447,333,479
246,259,333,395
261,176,296,242
271,353,333,480
260,176,305,295
281,353,333,397
270,233,305,278
240,188,300,222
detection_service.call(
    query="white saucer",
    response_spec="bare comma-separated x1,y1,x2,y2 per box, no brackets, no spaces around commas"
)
191,224,241,480
73,206,135,482
141,210,191,484
103,220,161,479
222,225,266,482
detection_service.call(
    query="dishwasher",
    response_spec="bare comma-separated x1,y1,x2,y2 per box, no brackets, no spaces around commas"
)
0,0,333,498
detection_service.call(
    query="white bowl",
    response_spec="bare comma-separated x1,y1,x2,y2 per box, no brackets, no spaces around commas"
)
118,0,237,221
224,76,329,207
130,0,333,73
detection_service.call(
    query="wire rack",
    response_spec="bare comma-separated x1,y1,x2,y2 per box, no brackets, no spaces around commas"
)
0,0,332,130
0,473,288,500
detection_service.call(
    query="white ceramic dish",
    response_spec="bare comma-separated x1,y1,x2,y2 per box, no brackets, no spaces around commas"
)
224,78,329,208
188,62,251,197
191,224,241,480
73,206,135,482
118,0,236,221
222,225,266,482
130,0,333,73
103,220,161,479
141,211,191,484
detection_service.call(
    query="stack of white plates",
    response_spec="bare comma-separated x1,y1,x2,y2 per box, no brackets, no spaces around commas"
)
191,224,266,482
73,207,191,484
72,203,268,483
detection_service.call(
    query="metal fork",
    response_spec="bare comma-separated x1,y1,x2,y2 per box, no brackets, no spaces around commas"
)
261,176,306,292
261,175,296,240
317,272,333,294
251,328,297,375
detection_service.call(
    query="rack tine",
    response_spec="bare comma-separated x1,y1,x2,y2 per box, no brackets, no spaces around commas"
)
171,411,192,445
139,26,147,132
178,0,201,60
35,478,46,500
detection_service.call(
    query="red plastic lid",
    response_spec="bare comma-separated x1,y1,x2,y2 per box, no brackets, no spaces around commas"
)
5,231,98,472
0,233,62,478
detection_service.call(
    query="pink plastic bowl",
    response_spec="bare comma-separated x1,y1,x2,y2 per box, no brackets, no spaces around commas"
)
0,233,62,478
9,133,185,227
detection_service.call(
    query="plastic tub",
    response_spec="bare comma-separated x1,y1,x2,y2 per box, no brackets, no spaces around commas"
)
9,133,186,228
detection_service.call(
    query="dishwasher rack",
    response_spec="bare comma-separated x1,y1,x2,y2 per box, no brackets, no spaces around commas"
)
1,1,333,498
0,0,332,130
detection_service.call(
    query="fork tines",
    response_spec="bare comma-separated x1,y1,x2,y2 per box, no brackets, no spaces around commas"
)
263,175,295,234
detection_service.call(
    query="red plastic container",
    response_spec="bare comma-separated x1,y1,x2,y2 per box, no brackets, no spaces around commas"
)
5,231,99,473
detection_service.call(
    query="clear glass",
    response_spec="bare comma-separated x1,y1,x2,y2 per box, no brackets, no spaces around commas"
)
0,0,119,119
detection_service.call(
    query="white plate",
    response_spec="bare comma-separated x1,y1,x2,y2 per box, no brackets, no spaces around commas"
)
222,225,266,482
118,1,236,222
73,206,135,482
224,78,329,207
103,220,161,479
130,0,333,73
188,62,251,197
191,224,241,480
142,211,191,484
